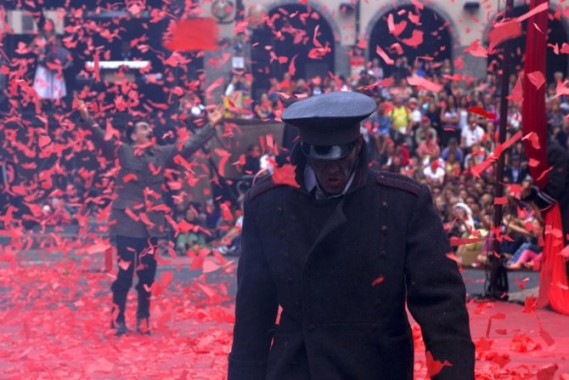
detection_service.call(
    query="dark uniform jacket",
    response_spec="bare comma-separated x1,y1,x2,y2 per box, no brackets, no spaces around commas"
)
228,146,475,380
526,140,569,246
87,120,216,238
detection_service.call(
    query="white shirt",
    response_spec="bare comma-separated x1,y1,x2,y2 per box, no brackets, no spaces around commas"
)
423,165,445,182
461,125,485,148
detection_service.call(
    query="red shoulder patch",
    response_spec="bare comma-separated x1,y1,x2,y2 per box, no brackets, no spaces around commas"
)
376,172,422,196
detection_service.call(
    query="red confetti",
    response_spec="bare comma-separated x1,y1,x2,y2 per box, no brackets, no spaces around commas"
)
272,164,300,189
164,18,219,52
467,106,497,120
425,350,452,378
371,276,385,286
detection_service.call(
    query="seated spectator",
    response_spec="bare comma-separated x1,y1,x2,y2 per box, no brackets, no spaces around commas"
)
259,145,278,175
464,142,486,171
506,212,543,270
254,93,275,120
423,160,445,186
242,144,261,176
216,199,244,256
504,154,528,184
441,137,464,165
176,202,209,256
444,151,462,180
415,116,438,150
416,130,440,163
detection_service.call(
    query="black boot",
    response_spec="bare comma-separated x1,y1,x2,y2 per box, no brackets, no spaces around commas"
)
110,319,129,336
136,317,151,335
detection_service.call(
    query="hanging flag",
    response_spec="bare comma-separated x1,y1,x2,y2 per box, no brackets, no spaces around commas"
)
521,0,548,190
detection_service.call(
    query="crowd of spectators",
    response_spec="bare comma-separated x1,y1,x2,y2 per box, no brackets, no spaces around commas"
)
220,60,569,268
3,12,569,268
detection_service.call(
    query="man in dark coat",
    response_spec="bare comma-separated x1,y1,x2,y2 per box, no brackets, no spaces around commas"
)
522,138,569,274
228,92,475,379
79,102,223,335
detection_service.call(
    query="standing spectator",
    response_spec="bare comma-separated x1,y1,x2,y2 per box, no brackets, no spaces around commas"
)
440,95,460,147
31,18,73,110
388,95,412,145
461,113,485,151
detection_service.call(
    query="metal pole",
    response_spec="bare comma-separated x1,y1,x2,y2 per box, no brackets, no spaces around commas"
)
486,0,513,300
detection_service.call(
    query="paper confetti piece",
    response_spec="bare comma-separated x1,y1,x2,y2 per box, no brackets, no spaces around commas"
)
425,351,452,378
376,45,394,65
272,164,300,188
488,20,522,51
371,276,385,286
528,71,546,90
164,18,219,51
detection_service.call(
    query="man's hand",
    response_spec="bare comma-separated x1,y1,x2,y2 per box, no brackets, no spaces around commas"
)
207,105,224,127
75,97,90,121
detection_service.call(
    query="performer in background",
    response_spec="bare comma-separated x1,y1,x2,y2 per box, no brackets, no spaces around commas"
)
522,137,569,315
78,101,223,335
228,92,474,379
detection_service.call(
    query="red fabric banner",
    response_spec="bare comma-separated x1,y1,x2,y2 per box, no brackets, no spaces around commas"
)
521,0,549,190
538,204,569,315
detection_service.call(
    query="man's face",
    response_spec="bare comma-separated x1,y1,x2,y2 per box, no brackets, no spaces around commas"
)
308,138,362,195
131,122,153,145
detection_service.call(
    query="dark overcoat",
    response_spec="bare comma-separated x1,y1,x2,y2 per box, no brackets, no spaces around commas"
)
533,141,569,246
88,121,216,238
228,147,475,379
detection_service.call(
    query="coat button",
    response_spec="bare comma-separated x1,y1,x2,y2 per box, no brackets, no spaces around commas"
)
287,277,293,284
308,324,316,331
381,225,388,234
276,206,283,215
379,249,387,256
381,201,388,209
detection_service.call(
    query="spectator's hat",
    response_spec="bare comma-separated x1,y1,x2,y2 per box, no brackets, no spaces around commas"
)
453,202,473,216
282,92,376,160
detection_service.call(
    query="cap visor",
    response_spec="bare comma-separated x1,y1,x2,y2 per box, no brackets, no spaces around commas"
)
301,142,354,160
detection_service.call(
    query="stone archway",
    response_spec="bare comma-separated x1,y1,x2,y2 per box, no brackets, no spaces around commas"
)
250,2,337,101
367,2,459,79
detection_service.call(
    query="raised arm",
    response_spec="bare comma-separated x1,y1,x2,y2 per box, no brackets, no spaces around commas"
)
165,106,224,165
77,100,119,161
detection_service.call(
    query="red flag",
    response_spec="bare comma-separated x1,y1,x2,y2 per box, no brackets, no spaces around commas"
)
522,0,548,190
